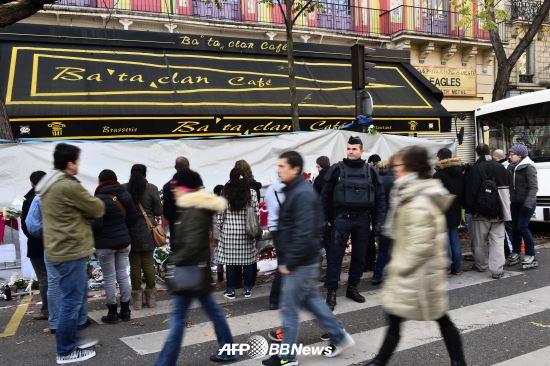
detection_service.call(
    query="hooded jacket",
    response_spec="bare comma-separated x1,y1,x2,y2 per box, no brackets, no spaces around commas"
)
37,170,105,262
170,189,227,267
92,183,139,250
433,157,465,228
508,156,538,208
381,178,452,321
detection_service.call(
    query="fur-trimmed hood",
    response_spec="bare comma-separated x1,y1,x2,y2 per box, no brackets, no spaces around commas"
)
435,157,463,170
176,189,227,212
399,178,453,213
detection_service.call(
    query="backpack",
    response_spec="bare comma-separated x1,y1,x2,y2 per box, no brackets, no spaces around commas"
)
25,196,42,238
333,162,375,209
474,164,501,219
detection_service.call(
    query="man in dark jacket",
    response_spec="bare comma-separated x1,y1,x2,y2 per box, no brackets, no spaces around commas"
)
262,151,354,366
321,136,386,310
433,148,465,275
464,144,511,279
163,156,190,250
21,170,48,320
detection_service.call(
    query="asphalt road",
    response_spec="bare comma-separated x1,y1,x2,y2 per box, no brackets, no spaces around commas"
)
1,246,550,366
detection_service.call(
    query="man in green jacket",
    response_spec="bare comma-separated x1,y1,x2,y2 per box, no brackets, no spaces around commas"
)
37,143,105,364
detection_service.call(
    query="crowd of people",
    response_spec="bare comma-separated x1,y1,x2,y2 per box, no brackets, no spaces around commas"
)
18,136,538,365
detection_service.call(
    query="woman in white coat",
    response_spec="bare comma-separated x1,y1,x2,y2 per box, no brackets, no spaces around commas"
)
366,146,467,366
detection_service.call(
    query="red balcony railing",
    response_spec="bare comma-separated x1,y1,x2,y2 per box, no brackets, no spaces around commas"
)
52,0,491,40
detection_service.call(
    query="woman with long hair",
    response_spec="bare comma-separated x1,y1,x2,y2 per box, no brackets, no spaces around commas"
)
234,159,262,200
366,146,467,366
124,164,163,310
216,167,258,299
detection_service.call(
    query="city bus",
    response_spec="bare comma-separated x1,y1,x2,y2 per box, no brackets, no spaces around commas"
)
475,89,550,222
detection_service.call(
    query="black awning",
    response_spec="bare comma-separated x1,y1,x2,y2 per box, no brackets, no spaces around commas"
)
0,24,451,140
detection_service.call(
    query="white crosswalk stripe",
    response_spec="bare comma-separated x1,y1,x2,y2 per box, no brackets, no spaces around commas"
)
229,283,550,365
120,270,521,356
491,346,550,365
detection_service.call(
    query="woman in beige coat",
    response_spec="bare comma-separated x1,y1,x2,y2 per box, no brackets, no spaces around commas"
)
366,146,467,366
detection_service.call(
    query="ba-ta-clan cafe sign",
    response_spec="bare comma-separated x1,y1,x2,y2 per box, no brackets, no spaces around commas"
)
415,66,476,97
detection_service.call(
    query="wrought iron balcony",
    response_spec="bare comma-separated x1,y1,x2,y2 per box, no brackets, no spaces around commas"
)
52,0,491,40
511,0,550,23
380,6,490,40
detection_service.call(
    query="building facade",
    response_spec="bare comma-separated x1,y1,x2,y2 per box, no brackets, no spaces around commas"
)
3,0,508,160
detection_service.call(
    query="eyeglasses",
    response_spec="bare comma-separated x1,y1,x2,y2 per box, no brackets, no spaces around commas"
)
391,163,405,168
508,152,517,156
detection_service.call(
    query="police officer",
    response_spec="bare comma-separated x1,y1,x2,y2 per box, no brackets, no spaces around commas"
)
321,136,386,310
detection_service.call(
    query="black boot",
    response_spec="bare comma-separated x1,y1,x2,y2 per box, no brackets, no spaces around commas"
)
119,301,131,322
346,286,366,303
451,361,467,366
326,289,337,311
101,304,120,324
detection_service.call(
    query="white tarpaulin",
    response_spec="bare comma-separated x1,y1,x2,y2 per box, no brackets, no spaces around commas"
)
0,130,456,209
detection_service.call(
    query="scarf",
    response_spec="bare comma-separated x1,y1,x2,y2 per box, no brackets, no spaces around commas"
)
382,172,418,239
95,180,120,195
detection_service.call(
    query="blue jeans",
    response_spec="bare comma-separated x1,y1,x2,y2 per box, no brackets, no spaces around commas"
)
373,235,392,282
325,214,370,290
154,293,234,366
280,263,345,362
511,203,536,256
44,254,87,331
52,258,89,355
448,227,462,272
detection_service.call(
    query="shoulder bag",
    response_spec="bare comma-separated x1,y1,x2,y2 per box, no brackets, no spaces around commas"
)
138,203,166,247
165,264,208,293
246,204,263,240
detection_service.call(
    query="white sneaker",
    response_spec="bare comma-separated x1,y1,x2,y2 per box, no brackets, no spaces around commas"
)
323,331,355,358
56,348,96,364
76,338,98,349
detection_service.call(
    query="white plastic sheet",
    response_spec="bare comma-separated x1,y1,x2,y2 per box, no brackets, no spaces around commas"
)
0,130,456,208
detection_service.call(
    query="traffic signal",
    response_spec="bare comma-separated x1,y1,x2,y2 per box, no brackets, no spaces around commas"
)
351,45,376,120
351,45,376,90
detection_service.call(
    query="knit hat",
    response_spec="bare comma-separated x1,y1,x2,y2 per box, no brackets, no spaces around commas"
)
172,169,203,190
348,136,363,145
509,144,529,158
98,169,117,182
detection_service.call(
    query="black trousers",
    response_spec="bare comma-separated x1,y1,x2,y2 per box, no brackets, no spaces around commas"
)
375,313,466,365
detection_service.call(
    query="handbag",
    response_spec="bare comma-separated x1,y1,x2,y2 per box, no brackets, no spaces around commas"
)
165,264,207,292
138,203,166,247
246,205,262,240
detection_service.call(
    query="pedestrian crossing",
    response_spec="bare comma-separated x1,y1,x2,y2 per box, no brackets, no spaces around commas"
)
12,255,550,366
120,270,521,355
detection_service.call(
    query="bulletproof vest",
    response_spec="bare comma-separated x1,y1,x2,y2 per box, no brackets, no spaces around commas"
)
333,161,375,209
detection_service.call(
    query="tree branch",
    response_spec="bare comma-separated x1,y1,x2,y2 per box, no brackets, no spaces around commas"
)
292,0,315,26
276,0,288,27
507,0,550,67
0,0,56,28
486,5,508,67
